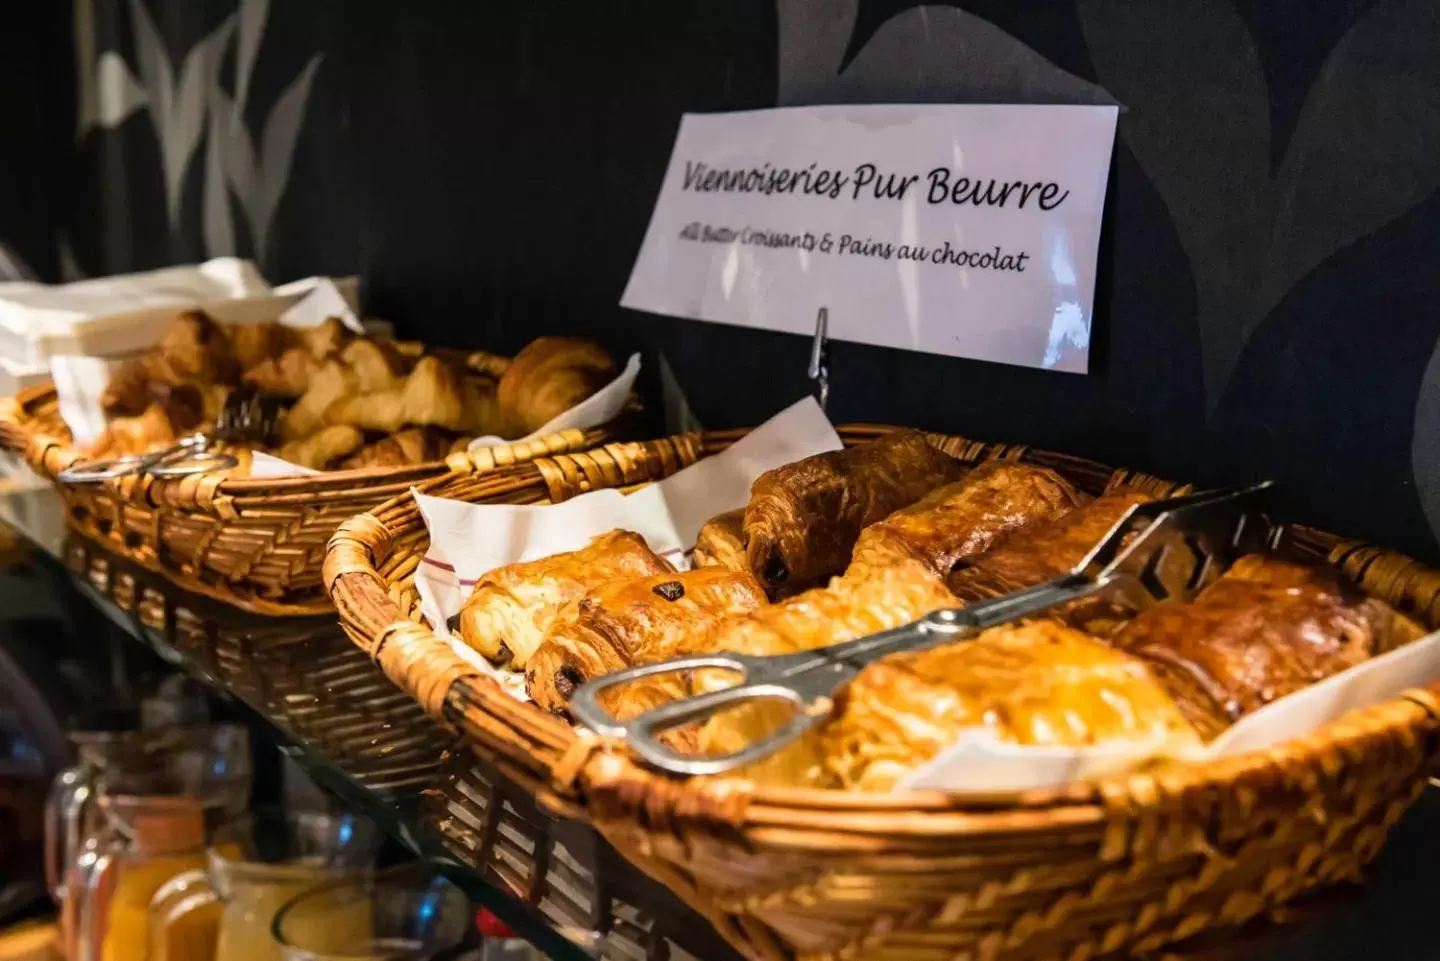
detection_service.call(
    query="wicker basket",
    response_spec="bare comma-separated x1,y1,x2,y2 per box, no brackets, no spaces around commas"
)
0,349,632,615
325,426,1440,961
64,533,451,794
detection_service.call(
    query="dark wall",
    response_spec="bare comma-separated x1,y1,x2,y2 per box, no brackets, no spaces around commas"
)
39,0,1440,562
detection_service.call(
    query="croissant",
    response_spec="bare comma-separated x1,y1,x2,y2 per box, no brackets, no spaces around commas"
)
152,310,239,385
243,346,319,398
743,431,965,595
88,404,178,460
454,530,675,669
324,391,405,434
731,621,1203,791
847,461,1083,579
341,339,407,393
339,427,452,470
949,489,1155,635
692,510,747,572
526,568,767,716
497,337,617,435
1115,555,1426,738
299,317,352,359
100,356,158,418
284,361,360,440
278,425,364,471
228,322,294,370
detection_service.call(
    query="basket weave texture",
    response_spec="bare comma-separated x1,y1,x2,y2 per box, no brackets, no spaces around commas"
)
325,425,1440,961
0,354,627,615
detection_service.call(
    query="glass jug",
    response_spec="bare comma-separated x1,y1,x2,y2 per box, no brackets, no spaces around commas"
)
58,727,251,961
149,810,380,961
271,866,469,961
45,730,152,904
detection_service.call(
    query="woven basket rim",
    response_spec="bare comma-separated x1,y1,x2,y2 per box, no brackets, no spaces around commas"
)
325,423,1440,823
3,379,630,503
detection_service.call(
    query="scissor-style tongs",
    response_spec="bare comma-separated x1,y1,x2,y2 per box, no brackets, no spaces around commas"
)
58,387,282,484
570,481,1282,776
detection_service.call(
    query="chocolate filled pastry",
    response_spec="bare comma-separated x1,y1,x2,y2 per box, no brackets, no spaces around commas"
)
525,568,767,716
727,621,1202,790
692,510,748,572
743,431,965,595
454,530,674,669
948,488,1155,635
1114,555,1426,738
847,461,1083,579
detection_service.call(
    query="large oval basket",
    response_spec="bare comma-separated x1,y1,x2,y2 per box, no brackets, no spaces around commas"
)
0,352,632,615
325,426,1440,961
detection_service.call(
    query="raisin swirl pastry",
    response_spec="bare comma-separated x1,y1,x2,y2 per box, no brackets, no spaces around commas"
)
525,568,767,718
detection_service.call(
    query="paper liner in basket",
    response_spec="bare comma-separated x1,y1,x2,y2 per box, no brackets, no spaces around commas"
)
411,397,843,698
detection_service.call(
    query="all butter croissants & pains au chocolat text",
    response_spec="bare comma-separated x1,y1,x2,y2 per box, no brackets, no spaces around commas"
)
525,568,767,715
497,337,618,435
453,530,675,669
742,430,966,595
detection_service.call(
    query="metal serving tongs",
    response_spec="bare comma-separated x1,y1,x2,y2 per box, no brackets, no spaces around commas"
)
571,480,1282,776
57,387,283,484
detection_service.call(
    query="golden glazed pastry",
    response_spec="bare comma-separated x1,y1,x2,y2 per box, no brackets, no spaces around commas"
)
949,488,1155,635
743,431,966,595
283,360,360,440
1115,555,1426,738
298,316,352,359
729,621,1203,791
847,461,1083,578
692,510,748,572
228,321,294,370
525,568,768,716
277,425,364,471
497,337,618,435
455,530,675,669
100,312,238,417
243,346,320,398
88,404,179,460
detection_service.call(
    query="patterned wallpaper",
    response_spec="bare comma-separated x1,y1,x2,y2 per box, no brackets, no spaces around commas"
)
11,0,1440,562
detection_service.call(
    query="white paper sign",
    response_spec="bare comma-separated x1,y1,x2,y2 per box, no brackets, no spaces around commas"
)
622,104,1119,373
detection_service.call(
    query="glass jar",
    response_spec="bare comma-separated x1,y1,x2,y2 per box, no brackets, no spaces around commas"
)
149,810,380,961
271,867,469,961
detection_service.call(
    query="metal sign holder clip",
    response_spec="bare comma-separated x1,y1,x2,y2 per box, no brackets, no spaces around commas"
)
808,307,830,411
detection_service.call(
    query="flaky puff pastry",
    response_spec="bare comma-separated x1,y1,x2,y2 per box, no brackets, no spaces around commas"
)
228,322,294,370
526,568,767,716
101,311,238,416
497,337,617,435
743,431,965,596
692,510,747,573
278,425,364,471
455,530,675,669
284,361,360,440
87,404,179,460
1115,555,1426,738
734,621,1203,791
847,461,1083,579
244,346,320,398
949,489,1155,636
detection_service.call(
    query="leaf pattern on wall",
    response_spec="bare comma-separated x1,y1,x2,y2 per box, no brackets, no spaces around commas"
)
128,0,236,229
1077,0,1440,410
73,0,324,269
777,0,1114,106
